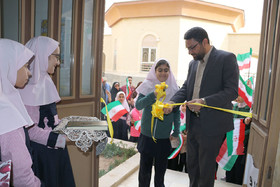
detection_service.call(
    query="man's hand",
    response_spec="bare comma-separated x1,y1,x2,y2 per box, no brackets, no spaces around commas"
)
163,101,174,114
187,99,204,112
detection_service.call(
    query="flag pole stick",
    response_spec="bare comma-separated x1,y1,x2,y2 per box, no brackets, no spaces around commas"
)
247,48,252,80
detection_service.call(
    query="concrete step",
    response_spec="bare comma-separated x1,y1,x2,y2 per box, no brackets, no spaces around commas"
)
118,167,241,187
99,138,241,187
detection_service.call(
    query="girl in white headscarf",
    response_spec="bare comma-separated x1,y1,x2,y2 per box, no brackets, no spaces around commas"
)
0,39,41,187
113,91,130,140
135,58,180,187
19,36,75,187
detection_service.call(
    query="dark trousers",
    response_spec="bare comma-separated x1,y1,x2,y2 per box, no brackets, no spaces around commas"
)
168,151,187,173
113,120,128,141
119,122,128,141
178,153,187,173
187,114,224,187
139,152,168,187
101,103,106,120
167,148,179,171
226,155,246,185
129,136,139,142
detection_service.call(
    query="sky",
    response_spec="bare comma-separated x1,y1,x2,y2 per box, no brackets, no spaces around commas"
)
105,0,264,33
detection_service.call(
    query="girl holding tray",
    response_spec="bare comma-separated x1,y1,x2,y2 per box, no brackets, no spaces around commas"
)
19,36,75,187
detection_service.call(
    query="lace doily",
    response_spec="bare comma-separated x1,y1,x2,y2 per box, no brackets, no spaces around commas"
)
53,116,108,153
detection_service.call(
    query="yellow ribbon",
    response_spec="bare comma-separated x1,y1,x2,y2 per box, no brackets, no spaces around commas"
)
100,98,114,144
150,82,252,143
163,102,252,118
150,82,168,142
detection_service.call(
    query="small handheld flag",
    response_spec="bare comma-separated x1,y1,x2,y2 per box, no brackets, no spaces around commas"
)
134,120,141,133
168,134,184,159
101,100,128,122
126,78,132,100
237,48,252,70
238,75,253,108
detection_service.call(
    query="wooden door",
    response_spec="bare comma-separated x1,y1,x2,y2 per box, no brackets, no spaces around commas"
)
245,0,280,186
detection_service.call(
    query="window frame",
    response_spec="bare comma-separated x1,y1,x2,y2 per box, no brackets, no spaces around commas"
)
56,0,76,100
141,46,157,72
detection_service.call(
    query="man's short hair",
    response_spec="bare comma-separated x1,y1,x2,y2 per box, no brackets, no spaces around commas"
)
184,27,210,44
127,76,132,79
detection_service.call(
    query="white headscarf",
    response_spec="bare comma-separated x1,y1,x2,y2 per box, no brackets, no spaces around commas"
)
19,36,61,106
136,58,179,102
0,94,27,135
115,91,130,113
0,39,34,127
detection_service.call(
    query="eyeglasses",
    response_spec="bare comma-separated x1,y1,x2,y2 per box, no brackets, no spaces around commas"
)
51,54,61,61
187,43,199,51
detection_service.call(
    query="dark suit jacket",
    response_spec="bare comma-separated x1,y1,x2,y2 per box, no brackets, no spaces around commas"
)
171,47,239,136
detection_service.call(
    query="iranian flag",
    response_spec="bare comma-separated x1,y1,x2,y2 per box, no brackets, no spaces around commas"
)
180,111,186,132
227,119,245,156
237,48,252,70
101,100,128,122
168,134,184,160
238,75,253,108
216,138,239,171
126,78,132,100
134,120,141,132
247,77,254,85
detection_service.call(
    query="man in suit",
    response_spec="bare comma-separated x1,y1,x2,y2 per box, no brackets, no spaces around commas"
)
164,27,239,187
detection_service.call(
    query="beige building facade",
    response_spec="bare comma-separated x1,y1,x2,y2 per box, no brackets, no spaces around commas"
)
103,0,259,87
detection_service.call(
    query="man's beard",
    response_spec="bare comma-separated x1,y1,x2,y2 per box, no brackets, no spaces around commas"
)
193,53,204,61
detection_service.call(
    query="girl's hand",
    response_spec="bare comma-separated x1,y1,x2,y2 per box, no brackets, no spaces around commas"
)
182,134,187,141
244,117,252,125
154,91,158,97
170,135,179,141
163,101,174,114
106,90,112,102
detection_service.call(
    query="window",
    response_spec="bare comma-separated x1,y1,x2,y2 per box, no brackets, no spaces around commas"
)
34,0,48,36
59,0,74,97
261,0,279,121
81,0,95,95
141,35,157,72
1,0,21,41
141,47,157,71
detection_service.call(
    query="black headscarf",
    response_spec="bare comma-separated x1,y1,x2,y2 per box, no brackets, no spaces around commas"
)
110,82,120,102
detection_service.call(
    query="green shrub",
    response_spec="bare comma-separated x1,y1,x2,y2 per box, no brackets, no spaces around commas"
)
99,141,137,178
99,169,107,178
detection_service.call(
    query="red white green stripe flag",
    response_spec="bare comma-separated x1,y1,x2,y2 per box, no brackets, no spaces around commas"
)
237,48,252,70
101,100,128,122
134,120,141,133
238,75,253,108
227,119,245,156
216,138,238,171
180,111,186,132
168,134,184,160
126,78,132,99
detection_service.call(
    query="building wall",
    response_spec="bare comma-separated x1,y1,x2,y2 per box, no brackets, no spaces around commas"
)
228,33,260,56
103,0,246,87
177,17,233,86
103,16,182,86
103,16,238,87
